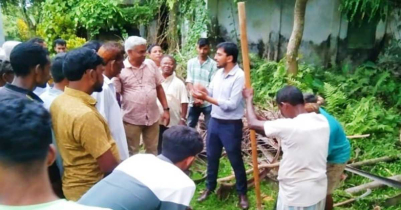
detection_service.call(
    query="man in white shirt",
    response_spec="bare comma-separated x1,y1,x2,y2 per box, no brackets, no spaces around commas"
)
92,42,129,160
40,53,68,110
243,86,330,210
79,125,203,210
40,53,68,197
157,55,189,154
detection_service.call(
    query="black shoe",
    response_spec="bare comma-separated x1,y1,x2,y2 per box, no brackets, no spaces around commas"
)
197,190,213,202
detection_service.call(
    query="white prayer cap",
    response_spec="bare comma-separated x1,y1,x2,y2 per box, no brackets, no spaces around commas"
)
2,41,22,61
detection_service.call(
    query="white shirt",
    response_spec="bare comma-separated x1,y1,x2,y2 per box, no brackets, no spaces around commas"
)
34,83,51,96
0,199,111,210
116,154,196,207
92,75,129,160
40,87,63,110
157,74,189,127
40,87,64,176
264,113,330,206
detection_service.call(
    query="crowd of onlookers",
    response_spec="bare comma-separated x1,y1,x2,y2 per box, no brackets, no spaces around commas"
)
0,36,350,210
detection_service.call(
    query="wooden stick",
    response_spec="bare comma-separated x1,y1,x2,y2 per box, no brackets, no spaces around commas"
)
217,162,280,183
334,189,372,207
348,156,399,168
345,175,401,194
238,2,262,209
347,134,370,139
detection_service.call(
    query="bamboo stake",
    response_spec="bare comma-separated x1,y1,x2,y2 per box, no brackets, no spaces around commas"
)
238,2,262,209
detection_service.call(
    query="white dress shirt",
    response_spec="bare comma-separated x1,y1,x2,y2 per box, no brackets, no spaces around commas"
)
92,75,129,160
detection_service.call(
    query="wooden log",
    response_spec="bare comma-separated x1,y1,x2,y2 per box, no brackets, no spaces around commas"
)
348,156,400,168
345,175,401,194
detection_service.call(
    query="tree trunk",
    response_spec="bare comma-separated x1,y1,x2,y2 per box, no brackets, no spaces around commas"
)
286,0,308,75
167,1,179,53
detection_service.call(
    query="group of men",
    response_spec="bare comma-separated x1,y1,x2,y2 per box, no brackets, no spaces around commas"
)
0,34,351,210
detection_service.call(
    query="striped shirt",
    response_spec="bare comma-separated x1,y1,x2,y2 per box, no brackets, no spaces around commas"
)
186,57,217,107
78,154,195,210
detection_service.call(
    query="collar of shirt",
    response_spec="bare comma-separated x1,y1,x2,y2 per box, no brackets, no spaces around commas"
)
123,59,147,70
5,83,43,103
48,87,63,96
103,74,113,86
64,86,97,106
197,56,213,66
164,74,175,83
157,154,174,165
224,64,240,78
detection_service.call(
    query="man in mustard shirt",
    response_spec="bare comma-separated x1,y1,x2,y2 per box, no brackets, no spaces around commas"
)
50,47,120,201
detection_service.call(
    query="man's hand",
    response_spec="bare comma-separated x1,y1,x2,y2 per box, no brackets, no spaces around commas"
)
161,110,170,126
179,119,187,126
192,90,208,100
193,98,204,107
242,88,254,100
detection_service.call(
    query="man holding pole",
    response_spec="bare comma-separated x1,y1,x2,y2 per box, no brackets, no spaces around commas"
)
243,86,329,210
193,42,249,209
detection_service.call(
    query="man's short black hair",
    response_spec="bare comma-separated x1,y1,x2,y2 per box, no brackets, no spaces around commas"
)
9,42,49,77
303,93,318,103
82,40,102,52
54,39,66,46
276,85,305,106
51,53,66,83
0,98,52,166
27,37,45,44
197,38,210,48
161,125,204,163
63,47,104,81
0,60,13,75
147,44,160,53
216,42,238,63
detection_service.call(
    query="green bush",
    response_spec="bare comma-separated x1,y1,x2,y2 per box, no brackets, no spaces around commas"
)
250,56,401,136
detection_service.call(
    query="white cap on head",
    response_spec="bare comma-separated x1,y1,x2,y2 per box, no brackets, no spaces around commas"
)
124,36,146,53
2,41,22,61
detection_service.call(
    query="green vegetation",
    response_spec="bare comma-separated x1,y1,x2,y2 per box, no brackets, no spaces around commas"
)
191,46,401,209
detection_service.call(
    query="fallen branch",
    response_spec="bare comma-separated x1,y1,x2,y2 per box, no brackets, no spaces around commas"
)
334,189,372,207
348,156,400,168
217,162,280,183
345,175,401,194
347,134,370,139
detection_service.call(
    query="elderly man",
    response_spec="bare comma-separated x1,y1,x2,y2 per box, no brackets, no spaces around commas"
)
157,55,189,154
114,36,169,156
92,42,129,160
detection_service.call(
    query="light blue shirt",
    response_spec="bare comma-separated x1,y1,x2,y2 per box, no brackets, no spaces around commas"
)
208,64,245,120
320,108,351,164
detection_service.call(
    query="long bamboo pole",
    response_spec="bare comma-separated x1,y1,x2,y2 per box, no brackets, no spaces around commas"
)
237,2,262,209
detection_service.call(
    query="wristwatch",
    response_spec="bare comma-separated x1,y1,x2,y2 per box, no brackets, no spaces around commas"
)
164,107,170,111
